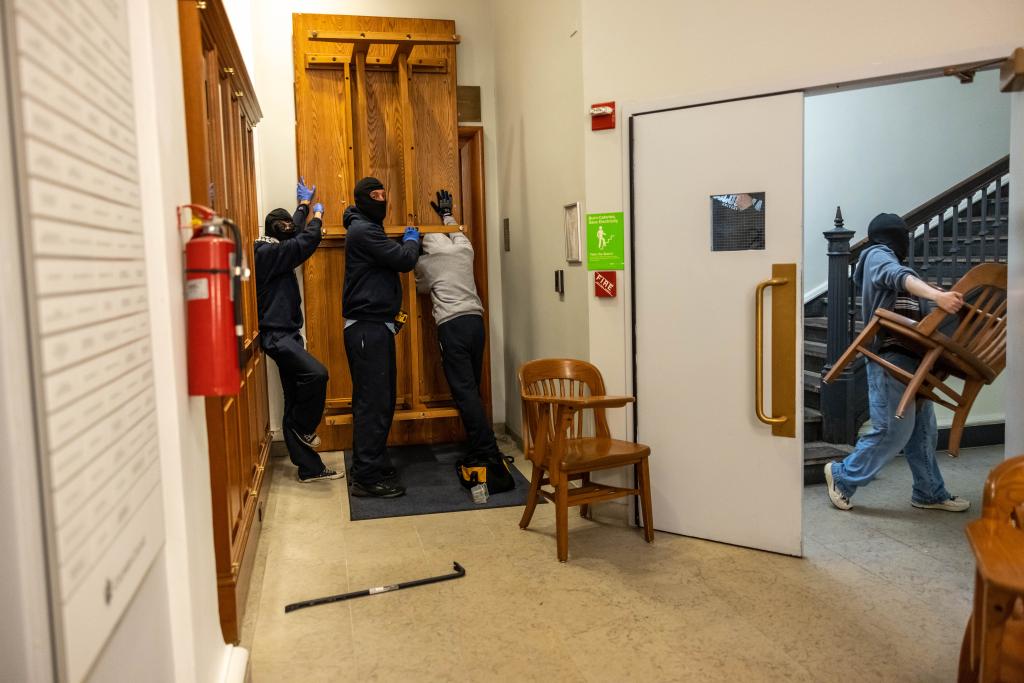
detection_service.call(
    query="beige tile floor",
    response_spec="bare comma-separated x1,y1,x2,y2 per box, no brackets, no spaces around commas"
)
241,438,1004,682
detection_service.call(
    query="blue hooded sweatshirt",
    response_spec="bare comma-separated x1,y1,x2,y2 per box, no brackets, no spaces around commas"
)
852,244,918,353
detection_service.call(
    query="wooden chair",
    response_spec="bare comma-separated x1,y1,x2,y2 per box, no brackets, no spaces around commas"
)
823,263,1007,456
958,455,1024,683
518,359,654,562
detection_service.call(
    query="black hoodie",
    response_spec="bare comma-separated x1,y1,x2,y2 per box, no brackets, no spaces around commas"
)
342,205,419,322
254,204,321,331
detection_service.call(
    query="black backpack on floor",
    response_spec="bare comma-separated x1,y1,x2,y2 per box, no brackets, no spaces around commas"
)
456,452,516,494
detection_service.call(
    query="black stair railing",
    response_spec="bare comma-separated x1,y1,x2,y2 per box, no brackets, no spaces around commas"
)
817,155,1010,445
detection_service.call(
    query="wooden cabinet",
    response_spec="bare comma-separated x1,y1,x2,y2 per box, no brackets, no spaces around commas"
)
292,14,491,451
178,0,269,644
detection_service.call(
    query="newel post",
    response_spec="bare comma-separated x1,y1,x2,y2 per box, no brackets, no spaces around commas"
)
820,207,859,444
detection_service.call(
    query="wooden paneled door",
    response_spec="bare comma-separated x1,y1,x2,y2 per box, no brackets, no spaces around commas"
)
293,14,492,450
178,0,270,644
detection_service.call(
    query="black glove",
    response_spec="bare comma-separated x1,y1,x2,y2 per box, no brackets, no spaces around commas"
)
430,189,453,219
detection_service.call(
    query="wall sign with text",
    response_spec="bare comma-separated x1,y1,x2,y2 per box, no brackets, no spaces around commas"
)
594,271,617,298
586,212,625,270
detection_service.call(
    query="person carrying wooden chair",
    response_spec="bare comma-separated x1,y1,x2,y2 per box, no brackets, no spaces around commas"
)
824,212,969,512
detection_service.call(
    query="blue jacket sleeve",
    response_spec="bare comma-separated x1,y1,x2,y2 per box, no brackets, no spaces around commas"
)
355,223,420,273
254,217,322,281
868,249,916,292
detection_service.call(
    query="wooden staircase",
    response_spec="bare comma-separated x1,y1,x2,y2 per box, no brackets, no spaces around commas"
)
803,155,1009,481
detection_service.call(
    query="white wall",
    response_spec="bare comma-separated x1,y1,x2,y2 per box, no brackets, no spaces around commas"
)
491,0,588,436
804,70,1010,295
579,0,1024,442
130,1,241,681
245,0,506,431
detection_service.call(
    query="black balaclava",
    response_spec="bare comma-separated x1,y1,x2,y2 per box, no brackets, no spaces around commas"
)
354,176,387,225
867,212,910,262
264,208,295,240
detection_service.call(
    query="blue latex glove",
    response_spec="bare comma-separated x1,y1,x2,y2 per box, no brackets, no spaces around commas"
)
296,176,316,202
312,202,323,214
402,226,421,243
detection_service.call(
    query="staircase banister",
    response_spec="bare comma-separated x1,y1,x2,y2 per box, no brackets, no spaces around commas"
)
848,154,1010,262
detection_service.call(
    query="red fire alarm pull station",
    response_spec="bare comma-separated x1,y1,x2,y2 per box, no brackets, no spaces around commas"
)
590,101,615,131
594,271,617,298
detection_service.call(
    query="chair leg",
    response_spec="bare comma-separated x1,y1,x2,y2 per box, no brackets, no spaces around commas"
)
980,586,1014,683
638,457,654,543
580,473,591,518
823,317,880,384
958,616,977,683
519,466,543,529
947,380,983,457
894,347,942,419
556,481,569,562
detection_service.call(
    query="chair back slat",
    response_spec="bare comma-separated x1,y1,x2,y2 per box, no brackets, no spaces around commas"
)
518,359,610,465
916,264,1007,378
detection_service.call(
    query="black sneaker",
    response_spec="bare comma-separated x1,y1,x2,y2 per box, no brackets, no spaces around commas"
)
382,466,398,480
298,467,343,483
293,429,322,449
351,479,406,498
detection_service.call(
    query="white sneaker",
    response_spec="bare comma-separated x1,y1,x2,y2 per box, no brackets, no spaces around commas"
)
912,496,970,512
294,429,321,449
824,462,852,511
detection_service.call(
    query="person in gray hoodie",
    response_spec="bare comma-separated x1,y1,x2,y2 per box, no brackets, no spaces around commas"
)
824,213,968,512
415,189,501,462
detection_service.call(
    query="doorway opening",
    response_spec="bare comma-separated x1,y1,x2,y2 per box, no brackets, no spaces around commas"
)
800,67,1010,599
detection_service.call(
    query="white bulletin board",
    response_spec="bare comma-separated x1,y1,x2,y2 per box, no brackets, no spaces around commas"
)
5,0,165,680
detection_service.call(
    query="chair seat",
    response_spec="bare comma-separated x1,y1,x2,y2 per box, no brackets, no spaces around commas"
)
560,437,650,472
874,309,998,382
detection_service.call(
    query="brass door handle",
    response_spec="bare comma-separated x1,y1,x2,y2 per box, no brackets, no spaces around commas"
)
755,276,789,426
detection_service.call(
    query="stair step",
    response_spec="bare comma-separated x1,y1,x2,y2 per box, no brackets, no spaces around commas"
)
804,370,821,394
805,407,822,423
804,340,826,358
804,317,865,332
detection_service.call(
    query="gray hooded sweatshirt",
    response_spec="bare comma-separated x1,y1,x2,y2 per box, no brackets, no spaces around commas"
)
414,215,484,326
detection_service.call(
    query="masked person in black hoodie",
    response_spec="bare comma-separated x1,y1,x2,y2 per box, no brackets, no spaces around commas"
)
824,213,966,512
342,177,421,498
255,177,341,483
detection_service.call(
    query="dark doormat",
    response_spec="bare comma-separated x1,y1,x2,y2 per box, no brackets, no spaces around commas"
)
343,443,535,521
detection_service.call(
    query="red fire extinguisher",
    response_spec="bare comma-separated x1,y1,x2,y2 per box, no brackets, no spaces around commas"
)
179,204,248,396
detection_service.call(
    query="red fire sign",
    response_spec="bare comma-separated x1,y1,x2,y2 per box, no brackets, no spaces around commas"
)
594,271,616,298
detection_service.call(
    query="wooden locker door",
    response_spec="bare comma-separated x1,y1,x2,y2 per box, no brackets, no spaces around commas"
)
294,13,481,449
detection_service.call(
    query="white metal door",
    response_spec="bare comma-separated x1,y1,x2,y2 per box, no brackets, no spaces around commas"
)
633,93,804,555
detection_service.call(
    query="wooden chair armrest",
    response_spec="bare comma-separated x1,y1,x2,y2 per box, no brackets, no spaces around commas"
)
874,308,921,328
520,394,635,409
966,519,1024,592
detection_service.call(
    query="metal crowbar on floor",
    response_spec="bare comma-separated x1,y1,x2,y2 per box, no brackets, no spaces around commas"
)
284,561,466,613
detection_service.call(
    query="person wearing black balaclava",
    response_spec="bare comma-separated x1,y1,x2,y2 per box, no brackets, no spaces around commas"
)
342,176,421,498
254,177,341,483
824,212,967,514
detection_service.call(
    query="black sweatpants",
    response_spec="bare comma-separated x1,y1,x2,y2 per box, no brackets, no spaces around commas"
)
344,321,396,485
261,330,328,478
437,314,499,458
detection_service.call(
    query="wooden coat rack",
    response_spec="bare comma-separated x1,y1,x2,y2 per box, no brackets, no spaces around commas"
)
293,14,491,451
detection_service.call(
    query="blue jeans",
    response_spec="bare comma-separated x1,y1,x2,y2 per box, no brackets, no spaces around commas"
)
832,360,950,504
